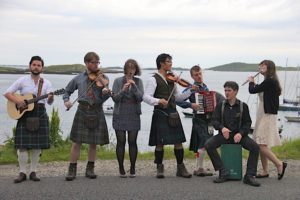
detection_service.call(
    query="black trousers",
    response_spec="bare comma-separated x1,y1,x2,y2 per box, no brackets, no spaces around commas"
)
204,133,259,176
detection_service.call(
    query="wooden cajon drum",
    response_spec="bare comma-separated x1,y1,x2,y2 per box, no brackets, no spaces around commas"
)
221,144,243,180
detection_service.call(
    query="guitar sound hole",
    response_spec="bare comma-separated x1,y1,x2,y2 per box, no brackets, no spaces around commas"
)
16,105,28,114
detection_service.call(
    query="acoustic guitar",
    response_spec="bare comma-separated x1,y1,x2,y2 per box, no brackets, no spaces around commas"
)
7,88,65,120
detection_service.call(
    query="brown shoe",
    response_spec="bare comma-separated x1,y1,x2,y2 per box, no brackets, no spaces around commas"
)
14,172,27,183
176,163,192,178
85,162,97,179
193,168,213,177
29,172,40,181
65,163,77,181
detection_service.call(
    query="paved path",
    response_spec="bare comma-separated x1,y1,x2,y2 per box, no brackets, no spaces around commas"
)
0,175,299,200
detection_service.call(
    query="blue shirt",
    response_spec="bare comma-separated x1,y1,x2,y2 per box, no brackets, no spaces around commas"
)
63,71,110,105
176,82,209,109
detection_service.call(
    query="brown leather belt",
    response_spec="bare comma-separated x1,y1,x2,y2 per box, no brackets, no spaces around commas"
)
78,103,102,110
122,99,138,104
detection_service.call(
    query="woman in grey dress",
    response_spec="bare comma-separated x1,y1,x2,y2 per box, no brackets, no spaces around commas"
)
112,59,144,177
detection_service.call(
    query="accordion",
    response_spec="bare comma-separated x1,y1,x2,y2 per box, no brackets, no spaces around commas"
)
195,91,217,114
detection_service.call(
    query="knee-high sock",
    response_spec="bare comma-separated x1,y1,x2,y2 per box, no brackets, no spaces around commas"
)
196,149,206,169
174,148,184,164
154,150,164,164
30,149,41,172
17,149,28,173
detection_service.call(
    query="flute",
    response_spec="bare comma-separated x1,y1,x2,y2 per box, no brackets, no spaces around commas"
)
241,72,260,86
127,71,135,90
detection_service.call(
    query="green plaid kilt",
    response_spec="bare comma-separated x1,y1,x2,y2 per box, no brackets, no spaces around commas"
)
189,116,211,152
70,105,109,145
15,105,50,149
149,108,186,146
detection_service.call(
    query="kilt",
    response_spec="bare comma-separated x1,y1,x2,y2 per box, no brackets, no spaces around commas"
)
149,108,186,146
189,116,211,152
113,102,141,131
15,104,50,149
70,104,109,145
113,113,140,131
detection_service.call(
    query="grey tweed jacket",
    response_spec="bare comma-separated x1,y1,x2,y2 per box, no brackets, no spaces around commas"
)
112,76,144,115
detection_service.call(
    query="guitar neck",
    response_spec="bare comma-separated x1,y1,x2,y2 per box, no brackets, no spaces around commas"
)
27,93,49,104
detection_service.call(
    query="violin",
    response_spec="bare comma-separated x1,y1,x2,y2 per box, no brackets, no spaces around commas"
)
166,71,191,88
166,71,204,92
88,69,109,88
66,69,111,111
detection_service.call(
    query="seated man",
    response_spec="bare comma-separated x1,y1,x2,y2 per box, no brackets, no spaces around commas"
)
204,81,260,187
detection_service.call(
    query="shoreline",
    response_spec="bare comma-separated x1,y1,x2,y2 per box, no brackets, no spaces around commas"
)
0,71,123,75
1,159,299,178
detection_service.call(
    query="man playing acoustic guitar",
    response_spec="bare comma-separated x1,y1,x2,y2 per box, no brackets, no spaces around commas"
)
4,56,54,183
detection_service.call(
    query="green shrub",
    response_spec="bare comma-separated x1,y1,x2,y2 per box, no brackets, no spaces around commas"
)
3,127,16,149
49,108,64,147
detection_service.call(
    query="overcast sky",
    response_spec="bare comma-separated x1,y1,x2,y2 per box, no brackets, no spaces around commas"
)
0,0,299,68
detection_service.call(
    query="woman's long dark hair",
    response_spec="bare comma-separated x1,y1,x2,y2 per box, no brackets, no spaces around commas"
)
260,60,282,96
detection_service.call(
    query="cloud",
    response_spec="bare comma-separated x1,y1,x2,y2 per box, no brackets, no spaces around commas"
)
0,0,299,67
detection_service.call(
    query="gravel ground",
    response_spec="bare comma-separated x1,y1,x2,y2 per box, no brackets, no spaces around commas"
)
1,159,299,178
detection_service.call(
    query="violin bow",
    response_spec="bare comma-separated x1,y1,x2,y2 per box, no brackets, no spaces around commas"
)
66,71,106,111
66,80,96,111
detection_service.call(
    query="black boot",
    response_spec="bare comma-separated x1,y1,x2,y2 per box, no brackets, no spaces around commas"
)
65,163,77,181
243,175,261,187
29,172,40,181
213,168,229,183
85,161,97,179
14,172,27,183
156,164,165,179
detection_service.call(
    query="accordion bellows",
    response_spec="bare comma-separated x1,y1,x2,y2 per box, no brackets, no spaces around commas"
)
195,91,217,114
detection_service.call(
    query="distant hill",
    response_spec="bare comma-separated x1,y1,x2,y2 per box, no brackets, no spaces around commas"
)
143,67,189,71
0,64,122,74
208,62,297,71
208,62,259,71
1,62,298,74
44,64,85,73
0,64,27,69
44,64,123,73
0,66,25,74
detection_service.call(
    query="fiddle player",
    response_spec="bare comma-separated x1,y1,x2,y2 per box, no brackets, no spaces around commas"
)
143,53,192,178
176,65,225,176
63,52,110,181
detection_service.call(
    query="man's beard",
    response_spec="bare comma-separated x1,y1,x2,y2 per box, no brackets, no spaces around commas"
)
31,70,41,75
